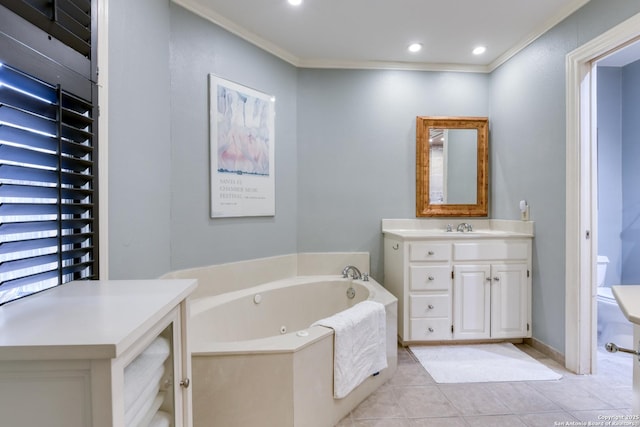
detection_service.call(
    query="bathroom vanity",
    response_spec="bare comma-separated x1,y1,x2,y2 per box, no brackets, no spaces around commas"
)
383,219,534,345
0,279,197,427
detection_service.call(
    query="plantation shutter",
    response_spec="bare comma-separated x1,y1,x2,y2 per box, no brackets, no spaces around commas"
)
0,62,97,305
0,0,92,58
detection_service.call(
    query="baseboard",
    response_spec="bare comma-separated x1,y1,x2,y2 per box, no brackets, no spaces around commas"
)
524,337,565,366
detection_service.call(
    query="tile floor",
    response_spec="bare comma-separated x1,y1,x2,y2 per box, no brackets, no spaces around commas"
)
335,344,635,426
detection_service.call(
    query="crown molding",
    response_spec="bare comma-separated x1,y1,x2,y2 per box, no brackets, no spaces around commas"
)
173,0,590,74
488,0,590,71
171,0,300,66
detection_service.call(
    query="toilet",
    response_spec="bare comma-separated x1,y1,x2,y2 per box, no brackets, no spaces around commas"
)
597,255,633,348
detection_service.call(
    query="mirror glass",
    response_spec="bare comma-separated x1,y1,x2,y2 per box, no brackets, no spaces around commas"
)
428,129,478,205
416,116,488,217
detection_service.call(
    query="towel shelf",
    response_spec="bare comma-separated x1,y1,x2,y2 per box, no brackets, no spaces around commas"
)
0,279,197,427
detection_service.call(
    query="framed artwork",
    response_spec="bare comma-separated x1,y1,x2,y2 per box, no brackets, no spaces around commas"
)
209,75,275,217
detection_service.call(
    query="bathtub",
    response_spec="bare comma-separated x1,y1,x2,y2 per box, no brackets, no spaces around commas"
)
189,275,398,427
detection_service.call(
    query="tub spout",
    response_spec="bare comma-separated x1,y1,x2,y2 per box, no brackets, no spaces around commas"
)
342,265,362,280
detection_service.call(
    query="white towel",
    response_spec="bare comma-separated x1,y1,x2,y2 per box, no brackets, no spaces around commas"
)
149,411,172,427
124,336,170,410
312,300,387,399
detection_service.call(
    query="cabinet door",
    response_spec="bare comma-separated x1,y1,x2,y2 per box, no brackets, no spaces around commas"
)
490,263,529,339
453,265,490,339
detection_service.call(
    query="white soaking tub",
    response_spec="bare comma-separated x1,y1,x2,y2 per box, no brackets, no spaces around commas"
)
189,275,398,427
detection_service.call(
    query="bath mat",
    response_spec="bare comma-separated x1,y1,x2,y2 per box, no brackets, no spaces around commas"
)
409,343,562,383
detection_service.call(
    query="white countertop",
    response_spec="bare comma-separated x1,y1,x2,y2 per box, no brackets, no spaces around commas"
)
381,219,534,240
0,279,198,361
382,229,533,239
613,285,640,325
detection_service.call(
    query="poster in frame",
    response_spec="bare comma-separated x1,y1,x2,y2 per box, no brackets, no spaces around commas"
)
209,75,275,218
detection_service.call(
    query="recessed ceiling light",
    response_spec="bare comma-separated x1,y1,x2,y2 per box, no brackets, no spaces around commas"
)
408,43,423,53
288,0,302,5
473,46,487,55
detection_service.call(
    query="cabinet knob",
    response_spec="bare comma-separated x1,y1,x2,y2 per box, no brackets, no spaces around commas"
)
428,327,434,332
180,378,191,388
428,275,434,281
392,243,399,250
427,304,434,309
428,251,435,255
486,277,492,282
493,277,500,282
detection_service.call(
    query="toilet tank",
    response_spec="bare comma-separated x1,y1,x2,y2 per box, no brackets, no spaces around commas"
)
597,255,609,287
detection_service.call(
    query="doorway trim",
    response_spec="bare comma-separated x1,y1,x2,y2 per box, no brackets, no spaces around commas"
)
566,12,640,374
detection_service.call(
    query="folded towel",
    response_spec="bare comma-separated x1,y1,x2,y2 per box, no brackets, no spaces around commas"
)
127,392,165,427
149,411,172,427
312,300,387,399
124,364,164,425
124,336,170,410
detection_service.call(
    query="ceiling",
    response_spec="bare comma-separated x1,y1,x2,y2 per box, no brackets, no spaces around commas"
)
173,0,591,72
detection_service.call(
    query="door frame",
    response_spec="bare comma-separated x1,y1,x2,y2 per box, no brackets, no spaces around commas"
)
565,12,640,374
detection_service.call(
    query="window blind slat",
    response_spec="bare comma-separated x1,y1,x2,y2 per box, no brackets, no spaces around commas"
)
0,233,92,255
0,236,58,254
0,87,57,119
0,105,57,137
0,164,91,187
0,125,58,153
0,183,93,203
1,268,59,292
58,0,90,27
0,202,92,216
0,252,58,274
0,63,57,102
61,140,92,158
0,219,59,235
56,8,90,42
0,144,58,169
0,217,93,236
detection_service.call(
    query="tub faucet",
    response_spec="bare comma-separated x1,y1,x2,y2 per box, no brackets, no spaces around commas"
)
457,223,473,232
342,265,362,280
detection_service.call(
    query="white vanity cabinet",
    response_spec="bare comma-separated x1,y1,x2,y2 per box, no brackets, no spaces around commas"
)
0,279,197,427
382,219,533,345
384,237,454,343
452,259,530,340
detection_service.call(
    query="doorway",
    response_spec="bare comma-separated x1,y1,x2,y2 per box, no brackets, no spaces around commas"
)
566,12,640,374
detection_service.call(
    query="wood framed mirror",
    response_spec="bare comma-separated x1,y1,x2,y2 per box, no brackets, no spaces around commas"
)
416,116,488,217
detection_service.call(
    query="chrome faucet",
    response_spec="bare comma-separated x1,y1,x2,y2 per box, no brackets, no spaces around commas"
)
456,223,473,232
342,265,362,280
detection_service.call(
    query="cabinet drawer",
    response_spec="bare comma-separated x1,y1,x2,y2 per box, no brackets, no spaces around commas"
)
453,241,529,261
409,243,451,262
410,266,451,291
410,318,451,341
410,294,450,318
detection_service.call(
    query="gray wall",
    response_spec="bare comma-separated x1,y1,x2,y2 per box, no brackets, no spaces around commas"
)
489,1,640,352
106,0,640,354
296,70,489,278
622,60,640,283
597,67,623,288
168,4,298,270
108,0,172,278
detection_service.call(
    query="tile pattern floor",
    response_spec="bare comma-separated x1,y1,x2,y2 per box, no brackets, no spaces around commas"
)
335,344,635,426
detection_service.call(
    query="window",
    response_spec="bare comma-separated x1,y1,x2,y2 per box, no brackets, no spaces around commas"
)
0,1,97,305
